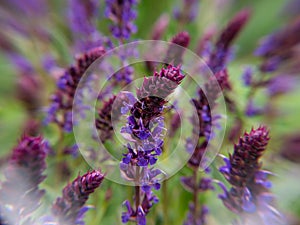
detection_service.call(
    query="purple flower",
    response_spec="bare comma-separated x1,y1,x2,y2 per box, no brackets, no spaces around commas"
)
266,75,297,97
183,204,209,225
209,9,251,73
218,126,282,224
0,136,47,224
165,31,190,66
46,47,105,132
68,0,104,52
245,99,263,117
174,0,200,24
51,170,105,225
120,66,185,224
255,17,300,74
181,68,229,225
241,66,254,86
105,0,138,40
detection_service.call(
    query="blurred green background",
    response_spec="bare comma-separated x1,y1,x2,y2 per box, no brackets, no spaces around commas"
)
1,0,300,224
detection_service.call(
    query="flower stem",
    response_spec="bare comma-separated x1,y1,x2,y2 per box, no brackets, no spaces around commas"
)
192,168,199,225
162,180,169,225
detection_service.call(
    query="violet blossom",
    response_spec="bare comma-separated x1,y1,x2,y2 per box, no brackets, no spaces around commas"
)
120,65,185,224
218,126,283,224
51,170,105,225
105,0,137,40
45,46,105,132
67,0,104,52
208,9,251,74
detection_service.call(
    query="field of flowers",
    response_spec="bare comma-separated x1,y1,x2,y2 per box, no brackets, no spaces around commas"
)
0,0,300,225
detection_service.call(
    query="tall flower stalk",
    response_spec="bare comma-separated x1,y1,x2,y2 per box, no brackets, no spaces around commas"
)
120,65,185,224
46,46,105,132
51,170,105,225
181,70,230,225
218,126,282,224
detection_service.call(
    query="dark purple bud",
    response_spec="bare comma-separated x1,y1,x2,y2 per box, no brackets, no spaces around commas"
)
52,170,104,225
216,9,251,51
48,47,105,132
165,31,190,66
209,9,251,73
218,126,282,222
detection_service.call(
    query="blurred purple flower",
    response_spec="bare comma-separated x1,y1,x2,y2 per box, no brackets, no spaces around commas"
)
184,204,209,225
165,31,190,66
245,99,263,117
267,75,297,97
105,0,138,40
0,136,48,224
45,47,105,132
51,170,105,225
95,94,124,142
209,9,251,73
174,0,200,25
255,17,300,74
68,0,104,52
241,66,254,86
151,14,170,40
218,126,282,224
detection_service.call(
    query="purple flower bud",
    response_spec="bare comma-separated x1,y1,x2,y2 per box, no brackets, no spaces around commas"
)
48,47,105,132
218,126,282,223
52,170,104,225
209,9,251,73
165,31,190,66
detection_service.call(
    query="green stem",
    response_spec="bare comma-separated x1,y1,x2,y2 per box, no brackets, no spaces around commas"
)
192,168,199,225
162,180,169,225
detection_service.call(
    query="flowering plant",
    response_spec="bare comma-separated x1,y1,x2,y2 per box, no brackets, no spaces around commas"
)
0,0,300,225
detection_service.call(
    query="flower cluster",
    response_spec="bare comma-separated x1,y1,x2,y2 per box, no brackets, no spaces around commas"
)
105,0,137,40
181,69,230,225
120,65,185,224
218,126,282,224
67,0,103,52
51,170,105,225
46,46,105,132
